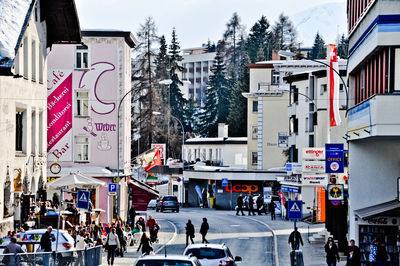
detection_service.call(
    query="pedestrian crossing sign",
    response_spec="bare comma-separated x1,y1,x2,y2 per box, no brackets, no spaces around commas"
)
77,190,90,210
288,200,302,219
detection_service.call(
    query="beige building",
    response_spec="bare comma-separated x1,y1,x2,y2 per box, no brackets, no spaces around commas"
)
243,61,289,170
0,0,80,233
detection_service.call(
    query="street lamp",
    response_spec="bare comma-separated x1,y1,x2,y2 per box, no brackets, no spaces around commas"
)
153,111,185,162
278,50,349,112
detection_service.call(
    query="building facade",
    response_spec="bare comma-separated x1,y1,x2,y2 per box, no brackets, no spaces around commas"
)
347,0,400,264
47,30,135,223
0,0,80,233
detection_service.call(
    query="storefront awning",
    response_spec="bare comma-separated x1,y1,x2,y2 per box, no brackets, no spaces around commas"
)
354,200,400,219
129,177,159,211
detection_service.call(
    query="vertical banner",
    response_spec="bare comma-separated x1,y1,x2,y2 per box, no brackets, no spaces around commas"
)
47,70,73,162
317,186,326,222
328,44,341,127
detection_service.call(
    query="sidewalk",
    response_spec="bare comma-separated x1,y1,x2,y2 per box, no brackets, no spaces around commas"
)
246,214,346,266
100,218,176,266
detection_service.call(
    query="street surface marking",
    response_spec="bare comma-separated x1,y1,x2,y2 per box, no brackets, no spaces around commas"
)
230,224,241,227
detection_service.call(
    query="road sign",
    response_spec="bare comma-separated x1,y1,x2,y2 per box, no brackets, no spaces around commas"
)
77,190,90,210
221,178,229,187
288,200,302,219
327,184,344,200
108,183,117,193
325,143,344,173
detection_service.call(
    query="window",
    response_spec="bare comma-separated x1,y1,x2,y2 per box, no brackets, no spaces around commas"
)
38,44,43,83
339,84,344,91
208,149,212,161
39,111,43,154
251,125,258,139
31,41,36,82
75,91,89,116
305,117,309,133
309,76,315,100
320,84,327,95
251,152,258,165
16,111,24,152
305,87,309,102
309,135,315,147
31,111,36,154
252,100,258,112
75,136,89,162
75,45,89,69
289,115,298,135
23,37,28,79
271,71,280,85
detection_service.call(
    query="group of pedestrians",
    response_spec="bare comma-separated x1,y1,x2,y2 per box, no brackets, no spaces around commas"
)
185,217,209,246
235,193,276,219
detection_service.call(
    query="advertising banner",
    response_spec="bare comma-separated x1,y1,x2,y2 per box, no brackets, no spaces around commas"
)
151,143,166,160
302,148,325,160
317,186,326,222
302,174,328,186
47,70,73,162
302,161,326,174
325,143,344,173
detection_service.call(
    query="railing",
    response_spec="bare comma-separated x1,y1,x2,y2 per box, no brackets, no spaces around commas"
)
0,246,102,266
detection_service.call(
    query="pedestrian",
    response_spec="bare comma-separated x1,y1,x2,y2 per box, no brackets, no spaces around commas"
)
52,193,59,208
75,231,86,266
115,223,125,257
185,219,195,246
129,204,137,228
288,227,304,250
269,201,276,220
256,195,263,215
369,239,378,265
248,195,256,216
346,239,360,266
146,215,158,243
325,237,340,266
136,217,146,232
105,228,120,265
3,237,24,265
236,194,245,216
200,217,209,244
40,226,53,266
376,241,388,266
137,232,153,255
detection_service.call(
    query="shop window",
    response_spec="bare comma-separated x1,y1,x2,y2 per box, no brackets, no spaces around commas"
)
252,100,258,113
75,45,89,69
252,125,258,139
75,136,89,162
251,152,258,165
75,91,89,116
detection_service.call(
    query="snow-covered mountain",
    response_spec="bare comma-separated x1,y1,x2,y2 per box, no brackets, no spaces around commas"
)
292,1,347,48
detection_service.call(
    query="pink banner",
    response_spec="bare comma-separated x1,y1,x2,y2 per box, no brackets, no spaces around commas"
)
47,74,72,152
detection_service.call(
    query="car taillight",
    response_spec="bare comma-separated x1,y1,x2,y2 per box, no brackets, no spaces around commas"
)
219,259,233,266
62,243,72,249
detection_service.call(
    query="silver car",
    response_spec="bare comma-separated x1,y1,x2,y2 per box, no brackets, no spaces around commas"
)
183,243,242,266
134,254,201,266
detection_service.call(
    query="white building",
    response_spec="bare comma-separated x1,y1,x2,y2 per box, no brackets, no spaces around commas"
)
0,0,80,233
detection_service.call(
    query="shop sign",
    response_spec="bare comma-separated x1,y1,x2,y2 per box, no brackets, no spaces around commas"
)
302,161,325,174
302,174,328,186
284,175,300,183
325,143,344,173
151,143,166,160
317,187,326,222
281,186,299,193
327,184,344,200
359,217,400,226
302,148,325,160
278,132,288,148
286,163,301,175
47,176,60,183
169,162,184,168
225,184,259,194
348,100,371,133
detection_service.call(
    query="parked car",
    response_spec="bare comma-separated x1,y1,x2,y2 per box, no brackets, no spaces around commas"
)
134,254,201,266
147,197,159,209
183,243,242,266
20,229,75,253
156,195,179,213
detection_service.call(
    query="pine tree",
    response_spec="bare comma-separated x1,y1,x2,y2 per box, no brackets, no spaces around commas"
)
154,35,169,82
310,32,326,59
337,34,349,59
271,13,297,52
183,98,197,134
246,15,270,62
206,40,216,52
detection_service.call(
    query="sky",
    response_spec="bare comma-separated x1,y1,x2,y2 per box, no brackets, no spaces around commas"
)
74,0,346,49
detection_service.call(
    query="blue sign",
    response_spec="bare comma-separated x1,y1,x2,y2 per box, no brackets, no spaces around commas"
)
108,183,117,193
325,143,344,173
77,190,90,210
288,200,302,219
281,186,299,193
286,163,292,172
221,178,229,187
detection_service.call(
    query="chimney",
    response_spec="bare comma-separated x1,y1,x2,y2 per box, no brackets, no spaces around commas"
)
272,50,281,60
218,123,228,139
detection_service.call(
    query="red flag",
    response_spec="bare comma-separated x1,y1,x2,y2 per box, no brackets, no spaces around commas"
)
145,149,162,172
328,44,341,127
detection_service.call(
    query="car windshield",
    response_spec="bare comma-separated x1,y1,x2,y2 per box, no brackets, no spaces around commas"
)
185,248,225,259
136,260,193,266
163,197,177,201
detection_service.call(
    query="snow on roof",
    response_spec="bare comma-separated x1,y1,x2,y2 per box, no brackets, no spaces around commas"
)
0,0,32,67
186,137,247,143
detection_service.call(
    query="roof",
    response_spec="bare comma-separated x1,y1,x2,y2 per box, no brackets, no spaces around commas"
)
137,254,196,261
354,200,400,219
186,243,226,249
185,137,247,145
82,30,136,48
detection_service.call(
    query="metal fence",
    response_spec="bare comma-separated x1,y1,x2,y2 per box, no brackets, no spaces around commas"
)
0,246,102,266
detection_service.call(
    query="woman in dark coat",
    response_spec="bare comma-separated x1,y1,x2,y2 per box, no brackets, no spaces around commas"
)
137,232,152,255
200,217,209,244
325,237,340,266
185,219,195,246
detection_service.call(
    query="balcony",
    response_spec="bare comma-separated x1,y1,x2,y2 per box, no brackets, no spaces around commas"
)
348,94,400,140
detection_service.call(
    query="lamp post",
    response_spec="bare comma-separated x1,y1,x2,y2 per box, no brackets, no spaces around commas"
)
153,111,185,162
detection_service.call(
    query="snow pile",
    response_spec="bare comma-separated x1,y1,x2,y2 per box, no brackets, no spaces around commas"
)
292,2,347,47
0,0,31,61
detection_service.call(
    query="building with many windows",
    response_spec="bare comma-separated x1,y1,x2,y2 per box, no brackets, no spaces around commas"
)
47,30,136,223
0,0,80,234
346,1,400,263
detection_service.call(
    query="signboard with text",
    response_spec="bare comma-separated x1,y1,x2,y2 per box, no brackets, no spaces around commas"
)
151,144,166,160
317,187,326,222
286,163,302,175
325,143,344,173
302,174,328,186
302,161,325,174
302,148,325,160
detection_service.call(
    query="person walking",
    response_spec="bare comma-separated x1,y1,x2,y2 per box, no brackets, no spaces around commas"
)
248,195,256,216
136,217,146,232
40,226,53,266
256,195,263,215
346,239,360,266
105,228,120,265
376,241,388,266
369,239,378,266
288,227,304,250
137,232,152,255
236,194,245,216
269,201,276,220
75,231,87,266
3,237,24,265
200,217,209,244
325,237,340,266
185,219,195,246
129,204,137,228
146,216,158,243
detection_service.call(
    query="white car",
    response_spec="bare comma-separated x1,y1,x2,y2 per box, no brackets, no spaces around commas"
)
134,254,201,266
147,197,158,209
183,243,242,266
19,229,75,254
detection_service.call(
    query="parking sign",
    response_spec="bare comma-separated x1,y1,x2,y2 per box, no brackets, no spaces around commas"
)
108,183,117,193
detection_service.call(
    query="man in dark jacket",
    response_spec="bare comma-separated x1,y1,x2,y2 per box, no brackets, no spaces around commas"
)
185,219,195,246
256,195,263,215
248,195,256,216
269,201,276,220
129,204,137,228
346,239,361,266
41,226,53,266
236,194,245,216
288,227,304,250
200,217,209,244
325,237,340,265
115,223,125,257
